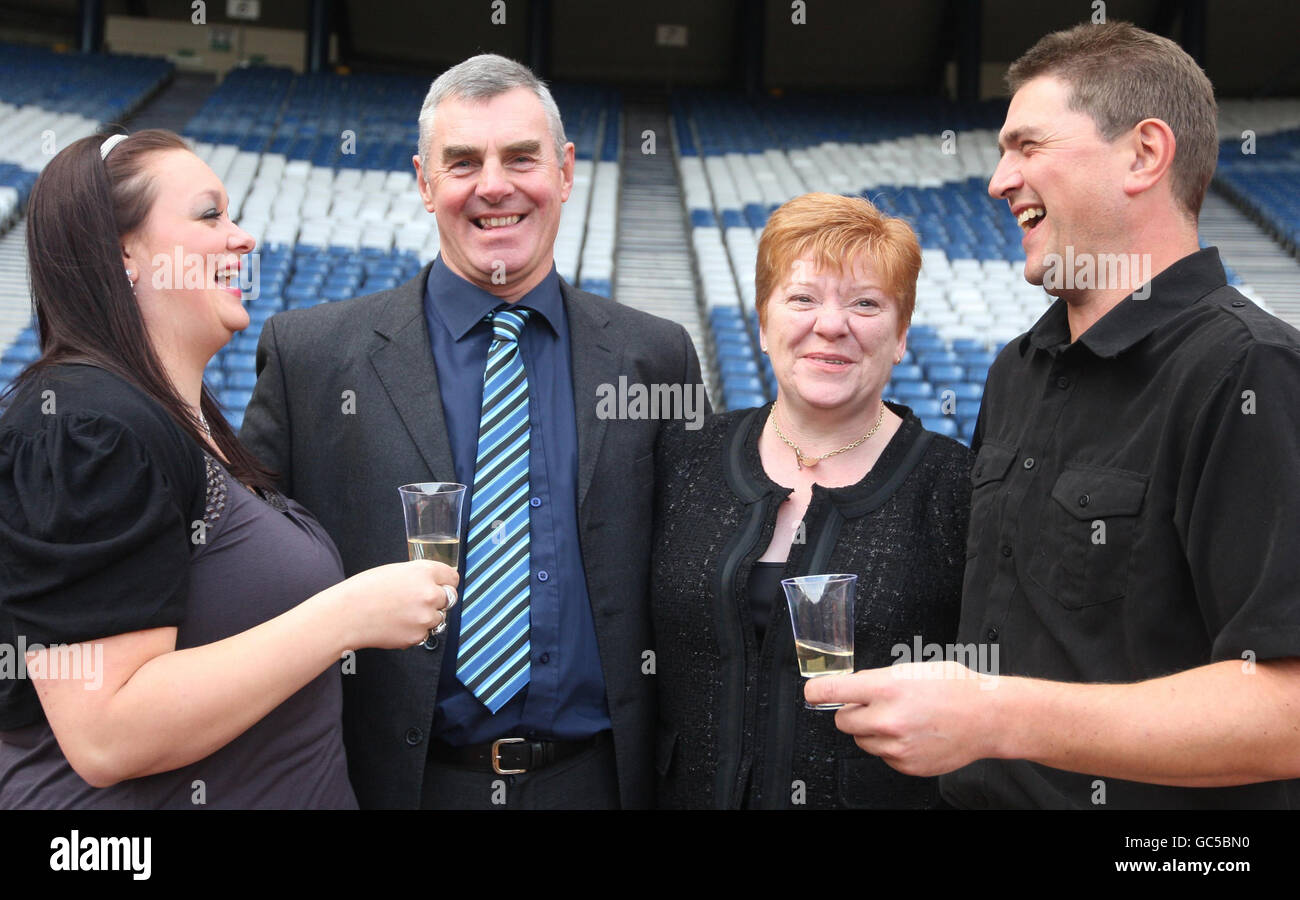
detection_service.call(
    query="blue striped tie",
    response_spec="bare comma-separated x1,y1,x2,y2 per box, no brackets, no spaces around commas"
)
456,307,532,713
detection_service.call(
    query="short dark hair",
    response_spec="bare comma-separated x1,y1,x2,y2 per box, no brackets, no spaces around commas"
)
12,129,274,490
1007,21,1218,220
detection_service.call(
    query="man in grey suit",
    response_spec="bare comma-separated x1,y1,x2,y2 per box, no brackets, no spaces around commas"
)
241,54,706,809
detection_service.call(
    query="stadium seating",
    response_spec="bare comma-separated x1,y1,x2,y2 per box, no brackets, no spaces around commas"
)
182,68,623,424
0,60,622,422
672,90,1286,442
0,44,174,408
1214,100,1300,257
1,50,1296,443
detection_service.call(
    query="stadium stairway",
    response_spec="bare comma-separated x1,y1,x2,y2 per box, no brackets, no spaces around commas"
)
1200,189,1300,329
0,71,223,358
124,71,219,133
613,98,715,404
0,222,27,352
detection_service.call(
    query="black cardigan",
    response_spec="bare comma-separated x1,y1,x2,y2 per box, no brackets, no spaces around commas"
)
650,402,973,809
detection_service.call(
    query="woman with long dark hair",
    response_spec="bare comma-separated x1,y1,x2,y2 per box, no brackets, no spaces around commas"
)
0,130,456,808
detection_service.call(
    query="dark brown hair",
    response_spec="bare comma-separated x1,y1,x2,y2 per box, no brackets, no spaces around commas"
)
1006,21,1218,220
10,129,275,490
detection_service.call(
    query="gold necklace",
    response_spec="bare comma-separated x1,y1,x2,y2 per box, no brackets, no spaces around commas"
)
769,401,886,470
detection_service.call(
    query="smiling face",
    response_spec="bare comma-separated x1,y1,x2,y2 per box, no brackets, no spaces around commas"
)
412,86,575,302
121,148,254,363
989,75,1131,294
760,254,905,417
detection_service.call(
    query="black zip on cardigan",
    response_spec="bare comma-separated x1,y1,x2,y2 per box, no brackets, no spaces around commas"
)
661,402,951,809
736,408,938,808
712,409,787,807
711,408,938,807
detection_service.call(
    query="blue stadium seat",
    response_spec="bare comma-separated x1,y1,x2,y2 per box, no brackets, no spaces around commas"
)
219,388,253,411
924,417,960,438
720,357,759,377
227,370,259,390
888,381,934,400
908,399,944,418
223,352,257,372
723,390,767,411
925,363,965,383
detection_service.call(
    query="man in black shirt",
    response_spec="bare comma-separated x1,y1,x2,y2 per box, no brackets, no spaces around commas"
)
806,21,1300,808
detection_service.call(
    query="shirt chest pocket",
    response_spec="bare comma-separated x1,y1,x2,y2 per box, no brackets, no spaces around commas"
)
966,441,1018,558
1027,464,1148,609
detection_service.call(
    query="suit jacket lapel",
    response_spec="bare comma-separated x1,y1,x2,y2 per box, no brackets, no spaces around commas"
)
563,281,619,511
368,264,456,481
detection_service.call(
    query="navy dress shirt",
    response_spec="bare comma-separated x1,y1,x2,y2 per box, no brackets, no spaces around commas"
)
423,256,612,745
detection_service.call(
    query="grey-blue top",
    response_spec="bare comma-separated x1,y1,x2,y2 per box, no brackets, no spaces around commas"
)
0,366,356,808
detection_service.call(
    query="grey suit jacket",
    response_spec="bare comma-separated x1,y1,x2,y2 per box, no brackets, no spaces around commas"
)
240,262,707,809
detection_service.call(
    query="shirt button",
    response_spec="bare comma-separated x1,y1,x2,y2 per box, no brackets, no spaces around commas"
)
1056,376,1070,389
537,570,549,582
1023,457,1035,469
986,627,999,641
404,727,424,746
1231,300,1246,308
1078,493,1090,507
530,497,542,508
540,652,550,664
1001,545,1013,558
422,634,439,651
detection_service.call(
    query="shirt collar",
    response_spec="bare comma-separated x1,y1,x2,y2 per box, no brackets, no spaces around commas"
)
424,254,563,341
1022,247,1227,359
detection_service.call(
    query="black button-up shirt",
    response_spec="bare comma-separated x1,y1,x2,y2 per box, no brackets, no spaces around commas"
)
941,247,1300,809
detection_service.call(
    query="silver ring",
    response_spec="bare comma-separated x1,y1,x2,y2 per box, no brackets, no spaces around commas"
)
442,583,458,610
433,607,448,635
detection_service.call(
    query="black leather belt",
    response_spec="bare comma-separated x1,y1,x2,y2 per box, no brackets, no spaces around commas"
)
428,732,608,775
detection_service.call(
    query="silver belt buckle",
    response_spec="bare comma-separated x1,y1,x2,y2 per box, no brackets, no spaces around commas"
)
492,737,527,775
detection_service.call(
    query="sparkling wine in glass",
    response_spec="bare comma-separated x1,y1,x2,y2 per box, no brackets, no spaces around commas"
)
793,638,855,678
399,483,467,568
782,574,857,709
399,483,466,649
407,533,460,567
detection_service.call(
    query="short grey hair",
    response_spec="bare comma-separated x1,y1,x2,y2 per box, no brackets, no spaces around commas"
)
417,54,568,173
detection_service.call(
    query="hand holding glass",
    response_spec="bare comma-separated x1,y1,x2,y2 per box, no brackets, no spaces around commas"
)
399,482,466,646
782,574,856,709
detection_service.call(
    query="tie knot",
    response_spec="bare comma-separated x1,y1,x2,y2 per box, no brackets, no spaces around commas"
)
491,307,530,343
